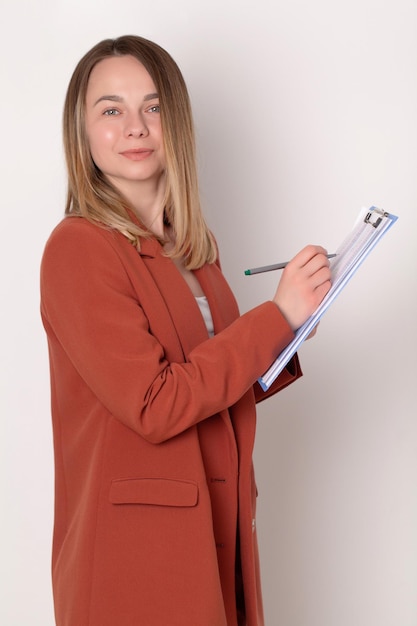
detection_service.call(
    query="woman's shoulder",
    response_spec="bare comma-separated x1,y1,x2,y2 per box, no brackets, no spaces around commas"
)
41,215,158,274
43,216,125,257
41,216,126,277
46,215,113,243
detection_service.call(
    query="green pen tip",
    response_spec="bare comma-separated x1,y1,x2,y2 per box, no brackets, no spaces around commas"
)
244,270,251,275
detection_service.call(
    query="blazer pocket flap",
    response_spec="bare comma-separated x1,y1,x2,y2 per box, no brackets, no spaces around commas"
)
109,477,198,507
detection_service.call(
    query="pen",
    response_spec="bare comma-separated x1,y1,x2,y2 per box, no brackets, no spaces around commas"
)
244,253,337,275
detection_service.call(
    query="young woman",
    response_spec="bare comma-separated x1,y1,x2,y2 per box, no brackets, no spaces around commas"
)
40,35,331,626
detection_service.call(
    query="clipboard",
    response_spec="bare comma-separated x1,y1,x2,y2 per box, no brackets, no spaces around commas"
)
258,206,398,391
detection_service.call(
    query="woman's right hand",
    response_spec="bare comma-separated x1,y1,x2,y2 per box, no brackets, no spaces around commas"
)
272,245,332,331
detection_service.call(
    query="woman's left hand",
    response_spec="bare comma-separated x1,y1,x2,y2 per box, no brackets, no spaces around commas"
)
306,322,319,340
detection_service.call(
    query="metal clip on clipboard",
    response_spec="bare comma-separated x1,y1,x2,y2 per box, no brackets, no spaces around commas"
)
364,207,388,228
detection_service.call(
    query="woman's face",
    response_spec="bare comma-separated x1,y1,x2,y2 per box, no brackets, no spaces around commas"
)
84,54,165,198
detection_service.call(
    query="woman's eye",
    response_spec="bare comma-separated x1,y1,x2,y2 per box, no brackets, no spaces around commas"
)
147,105,160,113
103,108,120,116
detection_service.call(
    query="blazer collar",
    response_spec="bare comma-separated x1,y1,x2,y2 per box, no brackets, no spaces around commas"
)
138,236,160,259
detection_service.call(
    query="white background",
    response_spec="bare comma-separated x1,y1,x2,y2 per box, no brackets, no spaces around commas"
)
1,1,416,624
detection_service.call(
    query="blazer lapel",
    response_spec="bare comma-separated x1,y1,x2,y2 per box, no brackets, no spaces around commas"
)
139,241,210,358
194,263,240,334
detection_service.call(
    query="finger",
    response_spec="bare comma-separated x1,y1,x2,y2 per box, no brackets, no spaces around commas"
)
290,245,329,270
313,279,332,304
310,265,332,290
302,253,331,279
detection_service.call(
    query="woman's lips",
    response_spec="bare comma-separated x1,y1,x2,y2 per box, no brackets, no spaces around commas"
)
120,149,153,161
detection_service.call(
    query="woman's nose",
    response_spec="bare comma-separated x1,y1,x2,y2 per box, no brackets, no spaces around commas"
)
125,113,149,138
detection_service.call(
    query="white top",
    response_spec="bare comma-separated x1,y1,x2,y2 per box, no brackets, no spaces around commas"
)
195,296,214,337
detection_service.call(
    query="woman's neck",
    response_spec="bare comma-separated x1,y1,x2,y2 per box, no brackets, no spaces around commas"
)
112,173,167,237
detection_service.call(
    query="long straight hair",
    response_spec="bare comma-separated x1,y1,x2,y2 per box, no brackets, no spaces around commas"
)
63,35,217,268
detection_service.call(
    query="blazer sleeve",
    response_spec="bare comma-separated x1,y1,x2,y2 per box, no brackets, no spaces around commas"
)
40,220,299,444
253,354,302,404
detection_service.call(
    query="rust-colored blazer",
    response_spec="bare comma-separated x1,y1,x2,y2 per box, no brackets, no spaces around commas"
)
40,217,302,626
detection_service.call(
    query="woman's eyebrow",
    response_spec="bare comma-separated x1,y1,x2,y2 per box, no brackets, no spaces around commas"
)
93,94,123,106
93,92,159,106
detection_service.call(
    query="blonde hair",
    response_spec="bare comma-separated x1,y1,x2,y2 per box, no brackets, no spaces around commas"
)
63,35,217,268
